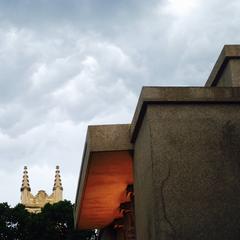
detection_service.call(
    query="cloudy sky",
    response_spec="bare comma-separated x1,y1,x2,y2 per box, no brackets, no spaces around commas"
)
0,0,240,206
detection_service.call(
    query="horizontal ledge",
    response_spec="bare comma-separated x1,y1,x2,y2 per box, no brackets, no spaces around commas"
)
130,87,240,143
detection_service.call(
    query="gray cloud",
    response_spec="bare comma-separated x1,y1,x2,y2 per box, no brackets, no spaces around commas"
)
0,0,159,32
1,0,240,205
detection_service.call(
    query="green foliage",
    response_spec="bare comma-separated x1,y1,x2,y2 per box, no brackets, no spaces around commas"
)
0,201,96,240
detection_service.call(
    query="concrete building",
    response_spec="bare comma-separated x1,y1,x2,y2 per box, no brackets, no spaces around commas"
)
21,166,63,213
74,45,240,239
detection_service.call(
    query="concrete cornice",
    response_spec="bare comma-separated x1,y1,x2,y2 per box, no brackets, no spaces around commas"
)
130,87,240,143
87,124,132,152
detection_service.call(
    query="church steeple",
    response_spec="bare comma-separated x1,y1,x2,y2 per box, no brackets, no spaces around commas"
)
20,166,63,213
53,165,63,191
21,166,32,205
21,166,31,192
52,165,63,201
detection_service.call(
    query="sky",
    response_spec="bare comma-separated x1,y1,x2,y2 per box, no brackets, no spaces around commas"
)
1,0,240,206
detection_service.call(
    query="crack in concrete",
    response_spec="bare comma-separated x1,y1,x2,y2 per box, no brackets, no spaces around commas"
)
148,120,177,240
160,167,177,240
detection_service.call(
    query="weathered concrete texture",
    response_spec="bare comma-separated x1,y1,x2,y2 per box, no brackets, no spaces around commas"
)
88,124,132,152
205,45,240,86
131,87,240,142
214,59,240,86
134,103,240,240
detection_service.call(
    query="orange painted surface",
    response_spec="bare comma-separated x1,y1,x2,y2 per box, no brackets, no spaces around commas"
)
77,151,133,229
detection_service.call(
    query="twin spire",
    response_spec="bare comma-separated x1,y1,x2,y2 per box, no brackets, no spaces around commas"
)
21,166,31,191
53,165,63,191
21,165,63,192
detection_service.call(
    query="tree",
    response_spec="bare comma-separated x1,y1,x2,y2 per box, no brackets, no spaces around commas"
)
0,202,12,239
11,203,31,239
0,201,96,240
37,200,74,239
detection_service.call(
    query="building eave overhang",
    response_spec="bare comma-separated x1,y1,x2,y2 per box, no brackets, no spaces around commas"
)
74,124,133,229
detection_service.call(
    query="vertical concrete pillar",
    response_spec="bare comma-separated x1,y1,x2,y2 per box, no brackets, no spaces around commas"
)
131,88,240,240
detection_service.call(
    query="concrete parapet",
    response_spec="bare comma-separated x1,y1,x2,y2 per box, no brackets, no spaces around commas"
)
205,45,240,86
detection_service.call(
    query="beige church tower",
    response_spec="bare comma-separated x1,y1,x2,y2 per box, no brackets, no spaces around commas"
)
20,166,63,213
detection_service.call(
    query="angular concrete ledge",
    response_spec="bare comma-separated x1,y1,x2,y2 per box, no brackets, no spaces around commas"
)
205,45,240,86
87,124,132,152
74,124,133,230
130,87,240,142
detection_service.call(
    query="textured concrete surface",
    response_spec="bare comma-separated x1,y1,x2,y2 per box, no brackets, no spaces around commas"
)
133,103,240,240
205,45,240,86
131,87,240,142
214,59,240,86
87,124,132,152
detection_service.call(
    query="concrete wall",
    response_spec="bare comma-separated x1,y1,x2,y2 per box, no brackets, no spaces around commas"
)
205,45,240,87
134,103,240,240
216,60,240,87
